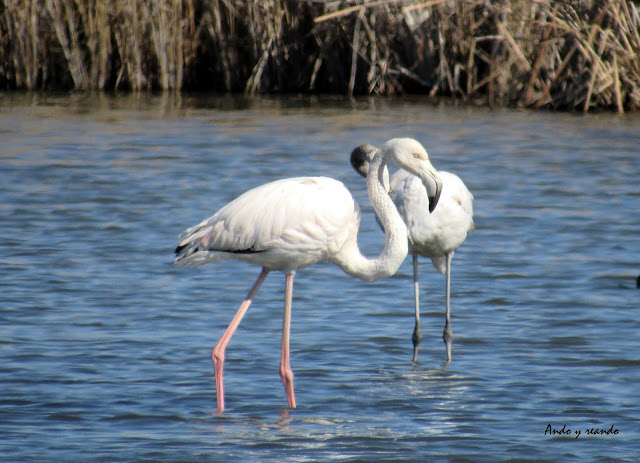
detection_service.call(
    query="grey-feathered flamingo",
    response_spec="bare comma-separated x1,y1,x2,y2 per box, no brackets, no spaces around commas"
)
350,143,473,362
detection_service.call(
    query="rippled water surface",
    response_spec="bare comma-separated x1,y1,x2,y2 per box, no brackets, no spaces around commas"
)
2,93,639,461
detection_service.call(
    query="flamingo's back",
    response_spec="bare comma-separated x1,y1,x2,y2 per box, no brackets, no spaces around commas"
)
175,177,360,272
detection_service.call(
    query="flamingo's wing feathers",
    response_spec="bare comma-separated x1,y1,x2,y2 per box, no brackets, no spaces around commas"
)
175,177,358,268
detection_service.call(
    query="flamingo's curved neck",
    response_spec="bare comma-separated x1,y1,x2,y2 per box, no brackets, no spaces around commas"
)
330,151,408,282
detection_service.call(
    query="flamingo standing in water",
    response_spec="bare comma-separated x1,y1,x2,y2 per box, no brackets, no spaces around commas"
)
174,138,442,413
350,143,474,362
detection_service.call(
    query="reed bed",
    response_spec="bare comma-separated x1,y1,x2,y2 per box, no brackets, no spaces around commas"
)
1,0,639,111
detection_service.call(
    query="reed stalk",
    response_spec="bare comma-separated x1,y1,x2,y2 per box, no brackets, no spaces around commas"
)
0,0,638,111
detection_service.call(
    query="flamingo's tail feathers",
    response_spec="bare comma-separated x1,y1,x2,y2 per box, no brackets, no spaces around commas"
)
174,241,209,266
174,223,215,266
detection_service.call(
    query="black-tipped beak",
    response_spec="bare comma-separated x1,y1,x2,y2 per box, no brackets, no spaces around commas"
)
428,174,443,213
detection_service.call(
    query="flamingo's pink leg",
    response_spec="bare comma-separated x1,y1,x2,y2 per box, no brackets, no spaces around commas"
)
212,268,269,413
280,272,296,408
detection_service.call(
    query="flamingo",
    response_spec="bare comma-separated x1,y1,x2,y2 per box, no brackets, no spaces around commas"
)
350,143,474,362
174,138,442,413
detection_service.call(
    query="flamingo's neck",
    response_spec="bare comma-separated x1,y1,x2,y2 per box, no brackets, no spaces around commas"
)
330,152,408,282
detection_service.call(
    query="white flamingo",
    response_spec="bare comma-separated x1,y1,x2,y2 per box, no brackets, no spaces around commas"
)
350,143,474,362
175,138,442,413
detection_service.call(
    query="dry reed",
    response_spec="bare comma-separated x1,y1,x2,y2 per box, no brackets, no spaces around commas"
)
1,0,639,111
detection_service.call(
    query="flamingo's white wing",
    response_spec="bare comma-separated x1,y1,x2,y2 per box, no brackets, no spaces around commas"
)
175,177,359,271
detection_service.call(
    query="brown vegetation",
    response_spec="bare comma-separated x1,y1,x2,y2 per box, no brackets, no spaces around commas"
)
1,0,639,111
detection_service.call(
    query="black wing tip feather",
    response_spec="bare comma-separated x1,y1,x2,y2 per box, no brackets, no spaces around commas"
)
174,243,264,261
174,243,192,258
174,242,202,262
230,248,265,255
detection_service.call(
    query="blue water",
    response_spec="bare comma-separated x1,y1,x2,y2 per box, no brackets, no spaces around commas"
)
1,93,639,461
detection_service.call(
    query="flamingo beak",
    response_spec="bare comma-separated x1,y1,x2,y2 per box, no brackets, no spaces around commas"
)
417,164,442,213
350,144,377,179
427,172,442,212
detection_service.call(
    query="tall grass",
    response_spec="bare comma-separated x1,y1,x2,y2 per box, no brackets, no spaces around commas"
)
1,0,639,111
